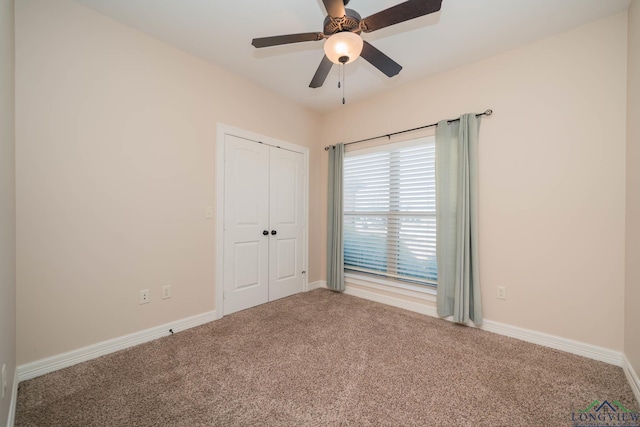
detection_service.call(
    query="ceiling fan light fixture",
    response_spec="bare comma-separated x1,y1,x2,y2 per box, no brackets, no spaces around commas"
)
324,31,363,65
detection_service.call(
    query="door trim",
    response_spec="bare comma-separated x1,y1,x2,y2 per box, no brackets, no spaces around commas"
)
215,123,309,319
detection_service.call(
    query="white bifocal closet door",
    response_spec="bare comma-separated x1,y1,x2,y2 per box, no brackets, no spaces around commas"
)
223,135,304,315
223,135,270,314
268,146,304,302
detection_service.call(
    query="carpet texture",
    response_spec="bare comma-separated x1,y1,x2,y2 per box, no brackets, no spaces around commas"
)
15,289,639,426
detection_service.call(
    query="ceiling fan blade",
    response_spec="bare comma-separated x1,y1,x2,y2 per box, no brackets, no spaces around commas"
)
360,0,442,33
309,55,333,88
360,41,402,77
322,0,346,18
252,32,323,48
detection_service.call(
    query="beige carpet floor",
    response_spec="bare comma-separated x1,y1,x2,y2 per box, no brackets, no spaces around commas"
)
15,289,639,426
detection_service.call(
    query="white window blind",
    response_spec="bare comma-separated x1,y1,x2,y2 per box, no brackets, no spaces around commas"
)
343,137,437,286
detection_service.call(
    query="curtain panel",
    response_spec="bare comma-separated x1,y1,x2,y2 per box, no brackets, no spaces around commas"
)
327,144,345,292
435,114,482,325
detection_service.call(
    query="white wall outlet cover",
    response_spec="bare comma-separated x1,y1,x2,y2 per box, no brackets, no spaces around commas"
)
139,289,150,304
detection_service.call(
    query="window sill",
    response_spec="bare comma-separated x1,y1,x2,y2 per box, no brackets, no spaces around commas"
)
344,272,437,303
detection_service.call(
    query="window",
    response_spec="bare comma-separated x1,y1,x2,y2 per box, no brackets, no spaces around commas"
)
343,136,437,287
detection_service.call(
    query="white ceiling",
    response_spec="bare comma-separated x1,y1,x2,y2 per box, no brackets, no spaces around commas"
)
74,0,631,113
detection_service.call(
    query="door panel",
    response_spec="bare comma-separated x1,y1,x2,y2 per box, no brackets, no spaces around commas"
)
276,238,296,280
268,147,304,301
223,135,269,314
233,242,260,290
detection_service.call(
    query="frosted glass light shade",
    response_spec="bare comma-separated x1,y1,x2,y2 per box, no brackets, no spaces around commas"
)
323,32,363,65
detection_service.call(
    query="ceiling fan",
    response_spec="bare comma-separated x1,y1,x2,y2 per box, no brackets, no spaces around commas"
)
251,0,443,88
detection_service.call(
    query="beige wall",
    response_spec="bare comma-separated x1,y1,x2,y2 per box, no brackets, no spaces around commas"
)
0,0,15,421
321,13,628,351
15,0,322,364
13,0,633,367
625,1,640,376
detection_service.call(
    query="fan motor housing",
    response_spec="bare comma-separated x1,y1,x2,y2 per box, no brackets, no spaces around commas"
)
323,9,361,35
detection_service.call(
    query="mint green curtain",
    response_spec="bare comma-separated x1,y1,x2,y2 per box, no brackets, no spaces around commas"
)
327,144,345,292
436,114,482,325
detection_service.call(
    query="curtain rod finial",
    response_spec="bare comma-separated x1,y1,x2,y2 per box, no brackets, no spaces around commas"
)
485,109,493,116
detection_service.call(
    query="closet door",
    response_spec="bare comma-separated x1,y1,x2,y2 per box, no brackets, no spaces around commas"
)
223,135,270,314
268,146,304,301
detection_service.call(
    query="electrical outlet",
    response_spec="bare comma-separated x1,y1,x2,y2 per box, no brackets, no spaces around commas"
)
497,286,507,300
2,363,7,398
162,285,171,300
139,289,150,304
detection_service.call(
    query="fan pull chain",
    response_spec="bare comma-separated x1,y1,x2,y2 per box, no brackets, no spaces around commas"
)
340,63,346,105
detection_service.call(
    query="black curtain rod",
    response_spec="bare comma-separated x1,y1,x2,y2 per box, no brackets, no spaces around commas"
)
324,109,493,151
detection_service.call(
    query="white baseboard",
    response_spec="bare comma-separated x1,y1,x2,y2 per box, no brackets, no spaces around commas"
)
6,368,18,427
480,320,622,366
622,355,640,405
17,310,217,383
344,284,439,318
332,281,624,368
307,280,327,291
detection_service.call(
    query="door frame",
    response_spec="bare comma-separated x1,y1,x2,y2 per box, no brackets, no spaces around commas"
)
215,123,309,319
